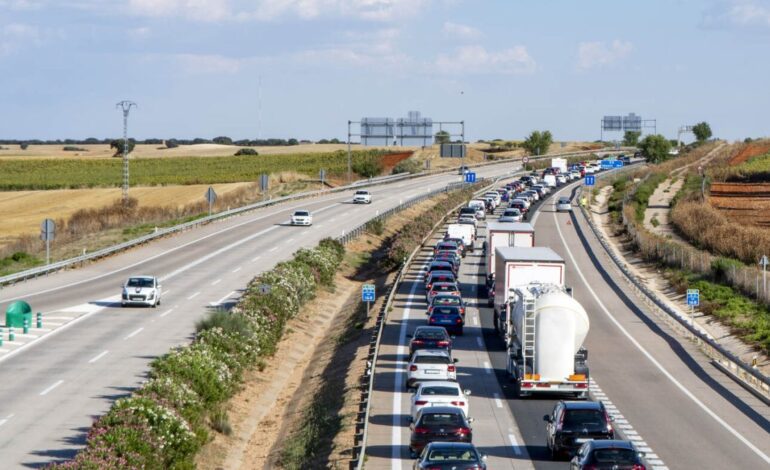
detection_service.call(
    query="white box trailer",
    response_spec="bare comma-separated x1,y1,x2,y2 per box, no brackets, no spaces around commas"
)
445,223,476,251
551,157,568,173
492,246,565,319
504,283,590,398
485,222,535,280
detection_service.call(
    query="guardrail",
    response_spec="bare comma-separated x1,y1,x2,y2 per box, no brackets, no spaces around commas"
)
575,173,770,402
0,146,618,289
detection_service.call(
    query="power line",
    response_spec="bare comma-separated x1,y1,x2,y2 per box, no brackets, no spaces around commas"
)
116,100,137,204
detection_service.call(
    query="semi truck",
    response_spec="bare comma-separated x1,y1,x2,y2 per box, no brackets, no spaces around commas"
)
551,157,568,174
485,222,535,299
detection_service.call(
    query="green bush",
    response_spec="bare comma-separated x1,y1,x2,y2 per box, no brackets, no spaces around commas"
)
352,155,383,177
392,159,422,175
234,148,258,156
632,173,667,221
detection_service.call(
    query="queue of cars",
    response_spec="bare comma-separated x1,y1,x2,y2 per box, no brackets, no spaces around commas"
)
402,169,648,468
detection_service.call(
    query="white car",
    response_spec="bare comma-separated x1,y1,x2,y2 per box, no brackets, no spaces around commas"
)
407,349,458,390
556,196,572,211
467,200,486,220
533,184,550,195
352,190,372,204
499,208,523,223
511,197,531,210
411,381,471,419
457,215,478,228
483,192,502,207
290,210,313,226
569,170,581,180
556,174,568,185
121,275,162,308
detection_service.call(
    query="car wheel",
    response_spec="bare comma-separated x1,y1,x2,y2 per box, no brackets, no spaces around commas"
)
152,301,157,308
121,302,126,307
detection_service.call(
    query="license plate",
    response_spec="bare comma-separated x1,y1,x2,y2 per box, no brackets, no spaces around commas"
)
424,370,440,375
575,438,593,444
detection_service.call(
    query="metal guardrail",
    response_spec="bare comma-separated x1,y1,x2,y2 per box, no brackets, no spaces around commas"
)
0,146,616,288
575,173,770,401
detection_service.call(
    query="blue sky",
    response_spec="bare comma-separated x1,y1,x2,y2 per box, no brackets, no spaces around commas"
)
0,0,769,142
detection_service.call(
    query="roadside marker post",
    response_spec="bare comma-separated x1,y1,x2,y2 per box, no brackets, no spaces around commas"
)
36,312,42,329
687,289,700,325
23,318,29,335
0,328,4,346
9,327,15,342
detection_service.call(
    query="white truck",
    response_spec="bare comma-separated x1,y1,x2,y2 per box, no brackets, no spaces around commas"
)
505,283,589,398
551,157,568,174
445,223,476,252
485,222,535,284
543,174,557,188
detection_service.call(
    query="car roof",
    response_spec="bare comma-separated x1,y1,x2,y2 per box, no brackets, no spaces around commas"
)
293,209,310,213
417,405,465,414
588,440,636,450
424,441,476,451
431,293,461,299
128,275,155,280
431,282,458,288
417,380,460,389
414,326,448,334
561,400,604,410
413,349,451,357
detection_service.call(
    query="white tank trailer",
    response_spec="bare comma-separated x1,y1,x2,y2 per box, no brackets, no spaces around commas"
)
505,283,590,398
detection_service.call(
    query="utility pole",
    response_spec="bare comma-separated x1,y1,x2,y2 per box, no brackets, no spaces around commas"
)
116,100,137,204
347,120,352,184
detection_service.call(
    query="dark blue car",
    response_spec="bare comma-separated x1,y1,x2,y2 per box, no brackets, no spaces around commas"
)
428,306,465,335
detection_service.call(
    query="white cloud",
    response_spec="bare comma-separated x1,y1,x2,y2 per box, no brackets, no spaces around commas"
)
0,0,42,10
0,23,40,56
129,0,231,22
576,40,632,70
434,45,536,75
442,21,481,39
702,0,770,29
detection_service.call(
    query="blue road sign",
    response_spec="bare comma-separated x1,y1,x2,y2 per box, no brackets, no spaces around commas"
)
584,175,596,186
613,160,624,168
600,160,614,170
464,172,477,183
687,289,700,307
362,284,376,302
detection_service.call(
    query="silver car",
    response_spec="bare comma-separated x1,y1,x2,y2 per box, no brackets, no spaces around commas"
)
407,349,458,389
121,275,162,308
556,196,572,211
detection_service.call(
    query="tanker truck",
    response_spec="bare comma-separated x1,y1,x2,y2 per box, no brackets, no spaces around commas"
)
505,283,589,398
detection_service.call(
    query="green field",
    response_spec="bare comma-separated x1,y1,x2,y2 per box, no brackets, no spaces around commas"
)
0,150,390,190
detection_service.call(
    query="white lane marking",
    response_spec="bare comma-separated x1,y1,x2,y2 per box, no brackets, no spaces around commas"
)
88,350,109,364
251,256,261,262
212,291,237,306
391,259,429,469
554,209,770,465
493,393,504,408
160,307,175,318
476,337,483,348
0,414,14,427
164,289,172,296
41,316,77,321
471,316,478,326
124,327,143,340
268,246,278,252
483,361,493,374
232,266,241,273
187,292,200,300
508,433,523,456
39,380,64,396
211,279,222,285
286,238,295,243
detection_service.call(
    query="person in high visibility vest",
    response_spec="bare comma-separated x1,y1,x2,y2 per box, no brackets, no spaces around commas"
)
580,197,587,207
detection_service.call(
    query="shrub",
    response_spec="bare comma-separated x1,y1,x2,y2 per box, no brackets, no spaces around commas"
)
352,155,383,177
366,218,385,236
63,146,87,152
392,159,422,175
234,148,258,156
20,142,29,150
165,139,179,149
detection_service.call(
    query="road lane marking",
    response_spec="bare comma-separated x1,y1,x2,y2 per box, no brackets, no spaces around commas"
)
251,256,261,262
483,361,492,374
508,434,523,456
124,327,143,340
160,307,175,318
212,291,237,306
0,414,13,427
88,350,109,364
187,292,200,300
493,393,503,408
554,208,770,465
212,279,222,285
232,267,241,273
39,380,64,396
471,316,478,325
269,246,278,252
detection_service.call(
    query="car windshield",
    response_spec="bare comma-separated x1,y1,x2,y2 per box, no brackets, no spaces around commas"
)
427,448,478,462
563,410,606,431
433,296,460,305
415,329,447,340
420,413,463,426
432,307,461,315
294,211,309,217
593,448,637,464
355,191,368,195
415,355,451,364
433,284,458,292
421,386,459,396
127,278,154,288
559,198,570,204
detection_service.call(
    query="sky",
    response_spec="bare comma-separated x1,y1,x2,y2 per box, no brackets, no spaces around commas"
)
1,0,769,142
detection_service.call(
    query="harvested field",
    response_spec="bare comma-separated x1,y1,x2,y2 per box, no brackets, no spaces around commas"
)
727,141,770,166
710,182,770,227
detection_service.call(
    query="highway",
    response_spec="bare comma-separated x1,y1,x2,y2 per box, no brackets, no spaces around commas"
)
365,173,770,469
0,162,522,468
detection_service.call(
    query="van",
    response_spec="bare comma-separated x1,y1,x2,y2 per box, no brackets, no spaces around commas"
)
445,224,476,252
543,174,557,188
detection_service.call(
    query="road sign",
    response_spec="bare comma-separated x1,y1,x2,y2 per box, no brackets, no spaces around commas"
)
613,160,624,168
205,187,217,216
260,173,269,192
362,284,376,302
687,289,700,307
584,175,596,186
464,172,477,183
600,160,614,170
319,169,326,183
40,219,55,241
522,156,529,163
259,284,271,294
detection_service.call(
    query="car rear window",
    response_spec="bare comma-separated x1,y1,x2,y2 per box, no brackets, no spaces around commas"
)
427,449,478,461
420,413,463,426
593,449,636,464
421,386,459,396
559,197,570,204
415,355,451,364
415,330,447,340
432,307,461,315
563,410,606,429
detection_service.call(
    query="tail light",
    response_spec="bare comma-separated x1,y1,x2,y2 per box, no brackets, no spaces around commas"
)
575,383,588,389
460,307,465,314
450,401,465,406
437,340,449,347
429,317,437,323
605,411,614,433
412,339,424,345
414,427,430,435
456,427,471,436
447,365,456,372
456,318,463,324
632,465,646,470
521,382,534,389
414,400,428,406
410,365,418,371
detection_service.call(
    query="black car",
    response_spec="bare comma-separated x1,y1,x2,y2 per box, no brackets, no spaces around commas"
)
409,406,473,457
570,440,646,469
425,260,457,279
458,207,477,218
433,253,461,272
443,237,467,257
413,442,487,469
409,326,452,356
428,306,465,335
544,400,615,458
425,271,457,291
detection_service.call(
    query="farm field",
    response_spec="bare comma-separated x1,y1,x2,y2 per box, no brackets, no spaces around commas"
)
709,182,770,227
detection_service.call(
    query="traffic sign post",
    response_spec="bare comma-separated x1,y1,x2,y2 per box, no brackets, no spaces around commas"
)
205,187,217,217
319,169,326,189
522,156,529,171
464,172,477,184
687,289,700,324
40,218,55,265
362,284,376,317
584,175,595,207
760,255,769,297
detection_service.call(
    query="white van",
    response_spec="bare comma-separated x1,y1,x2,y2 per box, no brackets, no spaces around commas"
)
446,223,476,252
543,174,557,188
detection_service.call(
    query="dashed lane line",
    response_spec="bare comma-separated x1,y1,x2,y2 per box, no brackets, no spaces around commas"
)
124,327,143,340
88,350,109,364
39,380,64,396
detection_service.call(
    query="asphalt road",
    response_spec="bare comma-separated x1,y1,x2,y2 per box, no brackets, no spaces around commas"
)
366,173,770,469
0,162,523,468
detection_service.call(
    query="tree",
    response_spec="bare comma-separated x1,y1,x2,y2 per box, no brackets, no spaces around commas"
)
638,134,672,163
692,122,712,142
287,138,299,145
522,130,553,156
234,148,258,156
19,142,28,150
213,136,233,145
165,139,179,149
435,130,451,144
623,131,641,147
110,139,136,157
